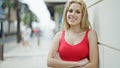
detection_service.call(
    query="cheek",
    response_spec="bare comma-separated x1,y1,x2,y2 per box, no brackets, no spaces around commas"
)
78,15,82,21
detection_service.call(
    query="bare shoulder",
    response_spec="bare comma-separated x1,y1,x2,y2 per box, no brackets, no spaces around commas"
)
55,31,62,36
54,31,62,40
88,29,98,48
88,29,98,41
88,29,97,37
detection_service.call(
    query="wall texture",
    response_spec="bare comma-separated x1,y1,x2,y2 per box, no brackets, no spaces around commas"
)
85,0,120,68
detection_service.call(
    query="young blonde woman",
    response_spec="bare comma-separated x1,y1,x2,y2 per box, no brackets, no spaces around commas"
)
47,0,99,68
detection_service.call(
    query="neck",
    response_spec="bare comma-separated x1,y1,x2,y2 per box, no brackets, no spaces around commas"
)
68,27,83,33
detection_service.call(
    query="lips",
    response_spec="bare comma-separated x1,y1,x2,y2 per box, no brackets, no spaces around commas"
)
68,16,77,22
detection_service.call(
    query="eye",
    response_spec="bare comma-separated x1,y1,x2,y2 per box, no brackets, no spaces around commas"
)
76,10,80,13
68,9,73,13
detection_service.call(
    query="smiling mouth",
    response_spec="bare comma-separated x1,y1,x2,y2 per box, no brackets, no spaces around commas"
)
69,17,77,22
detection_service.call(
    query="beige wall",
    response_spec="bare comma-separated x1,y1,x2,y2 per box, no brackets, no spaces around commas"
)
85,0,120,68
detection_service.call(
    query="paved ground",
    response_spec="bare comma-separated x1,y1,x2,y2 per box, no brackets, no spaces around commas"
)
0,31,54,68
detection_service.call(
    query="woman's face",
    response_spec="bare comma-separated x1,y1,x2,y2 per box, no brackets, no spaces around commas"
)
67,3,82,26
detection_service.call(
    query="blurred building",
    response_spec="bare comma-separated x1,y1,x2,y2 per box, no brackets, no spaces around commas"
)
44,0,67,32
0,0,6,37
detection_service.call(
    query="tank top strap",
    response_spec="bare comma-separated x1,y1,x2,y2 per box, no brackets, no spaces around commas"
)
86,29,90,35
61,31,65,39
84,29,90,41
59,31,65,47
59,31,65,42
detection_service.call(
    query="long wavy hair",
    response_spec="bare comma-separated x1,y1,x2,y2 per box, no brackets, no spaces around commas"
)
62,0,91,31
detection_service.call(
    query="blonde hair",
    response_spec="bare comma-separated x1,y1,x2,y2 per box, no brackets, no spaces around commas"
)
62,0,91,31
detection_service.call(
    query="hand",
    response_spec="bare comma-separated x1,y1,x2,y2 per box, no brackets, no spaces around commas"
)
75,67,82,68
80,58,89,63
54,53,61,60
70,66,83,68
78,58,89,66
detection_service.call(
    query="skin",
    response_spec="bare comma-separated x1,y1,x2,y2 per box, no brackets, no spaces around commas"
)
47,3,99,68
67,3,82,29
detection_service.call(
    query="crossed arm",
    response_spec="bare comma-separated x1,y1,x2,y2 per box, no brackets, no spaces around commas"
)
47,30,99,68
47,53,89,68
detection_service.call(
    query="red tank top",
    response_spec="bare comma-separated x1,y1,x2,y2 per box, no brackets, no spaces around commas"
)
58,30,89,61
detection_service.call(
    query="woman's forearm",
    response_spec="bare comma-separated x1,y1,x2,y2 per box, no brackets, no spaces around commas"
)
80,61,98,68
47,58,89,68
47,58,81,68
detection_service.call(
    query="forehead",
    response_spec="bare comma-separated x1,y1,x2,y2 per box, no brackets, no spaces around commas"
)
69,3,81,10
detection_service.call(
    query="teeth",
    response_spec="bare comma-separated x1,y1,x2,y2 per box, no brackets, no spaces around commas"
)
68,16,77,22
69,17,76,20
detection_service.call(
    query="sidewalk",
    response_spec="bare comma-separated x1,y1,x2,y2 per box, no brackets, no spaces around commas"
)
0,35,16,44
0,32,54,68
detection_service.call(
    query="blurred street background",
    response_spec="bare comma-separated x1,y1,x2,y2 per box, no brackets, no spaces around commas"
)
0,0,66,68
